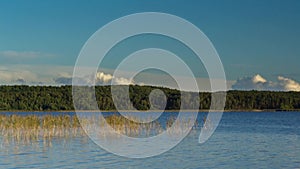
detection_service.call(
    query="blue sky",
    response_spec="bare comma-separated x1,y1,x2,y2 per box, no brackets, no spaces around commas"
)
0,0,300,90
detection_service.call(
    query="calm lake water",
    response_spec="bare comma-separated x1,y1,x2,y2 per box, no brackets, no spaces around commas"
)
1,112,300,169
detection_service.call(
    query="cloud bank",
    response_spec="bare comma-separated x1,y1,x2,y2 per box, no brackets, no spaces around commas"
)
0,69,37,84
55,72,134,85
0,64,299,92
0,65,73,85
0,65,134,86
232,74,300,91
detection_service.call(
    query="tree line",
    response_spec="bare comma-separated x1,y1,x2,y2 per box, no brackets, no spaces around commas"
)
0,85,299,111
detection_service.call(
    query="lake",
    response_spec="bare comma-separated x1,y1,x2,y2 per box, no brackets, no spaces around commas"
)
1,112,300,168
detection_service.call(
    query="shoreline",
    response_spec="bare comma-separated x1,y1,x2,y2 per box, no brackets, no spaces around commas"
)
1,109,300,113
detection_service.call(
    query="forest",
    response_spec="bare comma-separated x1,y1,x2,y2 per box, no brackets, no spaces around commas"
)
0,85,299,111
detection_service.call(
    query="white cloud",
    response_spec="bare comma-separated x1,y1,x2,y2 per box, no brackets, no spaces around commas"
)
96,72,113,83
113,77,134,85
232,74,300,91
277,76,300,91
95,72,134,85
55,71,134,85
252,74,267,83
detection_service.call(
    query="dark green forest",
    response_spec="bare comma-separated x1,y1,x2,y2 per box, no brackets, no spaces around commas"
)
0,85,299,111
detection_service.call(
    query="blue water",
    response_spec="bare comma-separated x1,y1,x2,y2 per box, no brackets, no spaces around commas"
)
1,112,300,168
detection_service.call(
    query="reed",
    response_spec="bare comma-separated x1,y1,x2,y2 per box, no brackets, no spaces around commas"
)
0,114,201,144
0,115,85,144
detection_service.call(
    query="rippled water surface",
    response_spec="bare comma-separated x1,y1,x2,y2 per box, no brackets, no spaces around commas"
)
1,112,300,169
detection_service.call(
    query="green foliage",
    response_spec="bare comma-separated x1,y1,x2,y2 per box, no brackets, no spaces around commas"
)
0,85,299,111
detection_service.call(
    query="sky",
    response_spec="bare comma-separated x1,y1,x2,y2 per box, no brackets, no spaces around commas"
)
0,0,300,91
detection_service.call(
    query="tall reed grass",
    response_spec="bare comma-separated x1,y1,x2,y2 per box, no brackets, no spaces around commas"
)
0,114,201,144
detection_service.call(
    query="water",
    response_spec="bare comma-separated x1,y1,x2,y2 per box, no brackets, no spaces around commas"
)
1,112,300,168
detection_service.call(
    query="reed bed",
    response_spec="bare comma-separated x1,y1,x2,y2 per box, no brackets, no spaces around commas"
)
0,114,202,144
102,115,164,137
0,115,85,144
